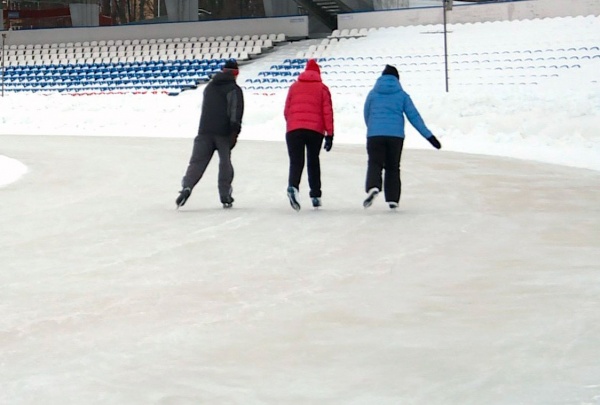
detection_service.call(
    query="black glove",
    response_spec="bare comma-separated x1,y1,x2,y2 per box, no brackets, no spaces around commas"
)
428,135,441,149
230,132,238,149
324,135,333,152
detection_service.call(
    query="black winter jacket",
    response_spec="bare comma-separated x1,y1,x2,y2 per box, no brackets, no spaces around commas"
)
197,71,244,136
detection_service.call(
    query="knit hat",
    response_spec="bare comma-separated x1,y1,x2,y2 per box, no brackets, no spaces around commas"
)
223,59,239,76
305,59,321,74
223,59,239,70
382,64,399,79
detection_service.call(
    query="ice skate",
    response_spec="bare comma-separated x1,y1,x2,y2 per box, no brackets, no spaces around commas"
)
363,188,379,208
287,186,301,211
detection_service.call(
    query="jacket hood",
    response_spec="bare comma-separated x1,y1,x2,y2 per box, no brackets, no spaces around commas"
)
305,59,321,74
373,75,403,95
297,69,322,82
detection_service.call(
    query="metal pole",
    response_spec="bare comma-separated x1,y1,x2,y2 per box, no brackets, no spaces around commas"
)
1,33,6,98
443,0,449,92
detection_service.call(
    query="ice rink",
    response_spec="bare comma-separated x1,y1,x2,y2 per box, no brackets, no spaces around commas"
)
1,135,599,404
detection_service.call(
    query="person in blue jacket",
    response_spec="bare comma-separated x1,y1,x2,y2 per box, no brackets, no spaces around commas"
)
362,64,441,209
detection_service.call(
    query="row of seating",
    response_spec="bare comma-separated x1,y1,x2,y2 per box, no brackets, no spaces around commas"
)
4,81,196,94
2,50,254,66
4,58,224,74
268,60,592,74
3,33,286,50
6,58,223,71
328,28,372,38
4,39,272,55
243,79,550,91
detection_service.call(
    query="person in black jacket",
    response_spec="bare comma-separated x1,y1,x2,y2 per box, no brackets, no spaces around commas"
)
176,59,244,209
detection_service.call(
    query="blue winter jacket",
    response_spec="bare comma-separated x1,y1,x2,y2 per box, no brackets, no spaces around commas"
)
364,75,433,139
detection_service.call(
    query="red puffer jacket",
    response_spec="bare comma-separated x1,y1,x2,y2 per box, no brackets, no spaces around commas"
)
284,64,334,136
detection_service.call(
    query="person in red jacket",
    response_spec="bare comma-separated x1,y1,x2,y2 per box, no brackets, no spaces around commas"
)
283,59,334,211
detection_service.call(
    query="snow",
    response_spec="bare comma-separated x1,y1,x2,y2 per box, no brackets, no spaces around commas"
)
0,15,599,405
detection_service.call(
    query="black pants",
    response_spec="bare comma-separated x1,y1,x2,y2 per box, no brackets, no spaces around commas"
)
286,129,324,198
181,134,234,203
365,136,404,204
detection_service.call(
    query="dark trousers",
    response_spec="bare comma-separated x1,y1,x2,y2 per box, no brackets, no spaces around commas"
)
365,136,404,203
286,129,324,198
181,134,234,202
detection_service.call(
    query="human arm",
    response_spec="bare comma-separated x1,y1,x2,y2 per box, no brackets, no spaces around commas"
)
403,95,441,149
284,84,294,122
227,86,244,148
227,86,244,135
363,92,372,126
322,85,334,137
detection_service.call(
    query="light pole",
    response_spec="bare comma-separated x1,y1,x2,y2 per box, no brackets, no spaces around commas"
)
443,0,453,92
1,32,7,97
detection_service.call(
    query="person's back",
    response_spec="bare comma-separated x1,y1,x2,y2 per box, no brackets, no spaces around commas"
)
176,60,244,209
198,70,243,137
364,72,431,139
283,59,334,211
362,65,441,210
284,60,333,136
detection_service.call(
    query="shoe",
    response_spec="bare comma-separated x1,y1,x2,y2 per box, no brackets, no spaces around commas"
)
221,188,234,208
363,188,379,208
176,187,192,208
388,202,399,209
311,197,322,208
287,186,301,211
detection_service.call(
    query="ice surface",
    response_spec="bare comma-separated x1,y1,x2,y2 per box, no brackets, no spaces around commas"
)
1,15,600,405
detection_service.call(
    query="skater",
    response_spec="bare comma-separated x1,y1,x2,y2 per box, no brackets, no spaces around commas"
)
362,64,441,209
283,58,334,211
176,59,244,209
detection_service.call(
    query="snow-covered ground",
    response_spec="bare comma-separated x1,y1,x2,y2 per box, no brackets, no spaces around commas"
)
1,15,599,182
0,15,599,405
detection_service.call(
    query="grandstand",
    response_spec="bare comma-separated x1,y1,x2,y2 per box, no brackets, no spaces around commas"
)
243,17,600,93
0,34,284,95
0,0,598,95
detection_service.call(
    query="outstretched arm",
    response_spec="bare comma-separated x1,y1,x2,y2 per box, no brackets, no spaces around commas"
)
404,95,441,149
403,95,432,139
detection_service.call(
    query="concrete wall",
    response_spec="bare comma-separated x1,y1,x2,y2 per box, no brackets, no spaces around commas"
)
338,0,600,29
0,15,308,46
263,0,299,17
373,0,410,10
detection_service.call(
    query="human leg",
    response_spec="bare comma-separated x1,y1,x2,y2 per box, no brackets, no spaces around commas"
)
215,135,234,204
383,137,404,205
286,131,307,190
365,136,386,193
177,135,215,207
305,131,324,198
182,135,216,189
